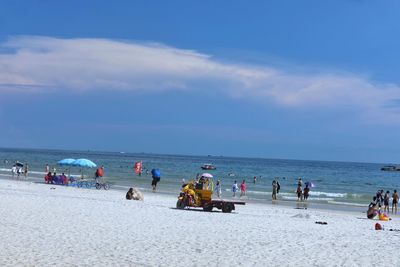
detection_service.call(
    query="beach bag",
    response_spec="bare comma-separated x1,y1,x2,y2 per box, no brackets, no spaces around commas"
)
375,223,382,230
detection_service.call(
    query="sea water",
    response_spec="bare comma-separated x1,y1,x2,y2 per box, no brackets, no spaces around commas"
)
0,147,398,208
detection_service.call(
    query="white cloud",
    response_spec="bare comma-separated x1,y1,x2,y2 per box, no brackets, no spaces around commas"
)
1,36,400,121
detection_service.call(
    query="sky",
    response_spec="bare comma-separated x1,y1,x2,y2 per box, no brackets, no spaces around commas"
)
0,0,400,163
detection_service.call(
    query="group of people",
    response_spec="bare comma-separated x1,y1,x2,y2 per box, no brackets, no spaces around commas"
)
232,180,247,197
11,162,28,179
44,172,69,185
295,178,311,202
367,189,399,219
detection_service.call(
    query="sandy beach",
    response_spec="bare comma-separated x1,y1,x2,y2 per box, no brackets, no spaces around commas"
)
1,178,399,267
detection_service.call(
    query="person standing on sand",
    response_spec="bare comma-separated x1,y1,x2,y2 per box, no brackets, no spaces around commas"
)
383,191,390,213
11,165,16,178
240,180,247,197
232,181,239,197
272,180,277,200
392,190,399,214
215,180,222,198
24,163,29,179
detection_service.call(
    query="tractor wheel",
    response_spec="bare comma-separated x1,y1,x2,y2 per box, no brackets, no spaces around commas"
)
222,203,233,213
176,198,186,209
203,202,213,212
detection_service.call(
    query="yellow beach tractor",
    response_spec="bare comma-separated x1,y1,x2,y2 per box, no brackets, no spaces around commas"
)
176,173,245,213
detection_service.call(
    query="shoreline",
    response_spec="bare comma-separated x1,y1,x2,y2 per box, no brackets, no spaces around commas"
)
0,172,387,218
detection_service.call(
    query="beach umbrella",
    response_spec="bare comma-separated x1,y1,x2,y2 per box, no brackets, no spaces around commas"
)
71,159,97,179
201,173,213,178
57,158,76,177
72,159,97,168
57,158,76,166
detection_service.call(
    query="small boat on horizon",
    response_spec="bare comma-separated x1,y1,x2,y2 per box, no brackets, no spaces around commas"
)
201,164,216,170
381,165,400,171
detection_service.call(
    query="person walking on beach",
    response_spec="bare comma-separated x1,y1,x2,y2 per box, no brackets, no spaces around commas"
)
232,181,239,197
240,180,247,197
151,169,161,192
45,164,50,173
253,176,257,184
272,180,278,200
277,181,281,194
392,190,399,214
215,180,222,198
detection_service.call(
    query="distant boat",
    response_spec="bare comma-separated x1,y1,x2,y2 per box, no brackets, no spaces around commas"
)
381,165,400,171
201,164,216,170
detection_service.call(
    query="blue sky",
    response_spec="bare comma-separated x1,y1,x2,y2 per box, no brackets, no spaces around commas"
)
0,0,400,163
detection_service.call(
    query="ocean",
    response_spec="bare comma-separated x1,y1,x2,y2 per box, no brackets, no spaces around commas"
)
0,147,398,208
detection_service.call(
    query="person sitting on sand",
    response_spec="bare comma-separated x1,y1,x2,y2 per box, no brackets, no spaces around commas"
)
126,188,134,200
44,172,52,184
367,202,378,219
60,173,68,185
126,187,144,200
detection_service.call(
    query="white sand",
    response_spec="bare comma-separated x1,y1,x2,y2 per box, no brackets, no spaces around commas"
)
1,178,399,267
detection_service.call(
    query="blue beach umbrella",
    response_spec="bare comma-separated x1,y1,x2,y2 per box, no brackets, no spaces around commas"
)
57,158,76,166
72,159,97,168
57,158,76,178
71,159,97,180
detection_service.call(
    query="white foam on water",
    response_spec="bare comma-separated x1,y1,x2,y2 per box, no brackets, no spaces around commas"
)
309,191,346,198
327,200,366,207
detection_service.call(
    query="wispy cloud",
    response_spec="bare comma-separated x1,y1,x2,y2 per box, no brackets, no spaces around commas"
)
1,36,400,121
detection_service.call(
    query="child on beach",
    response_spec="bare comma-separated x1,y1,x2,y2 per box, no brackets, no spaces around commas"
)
240,180,247,197
392,190,399,214
215,180,222,198
232,181,239,197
